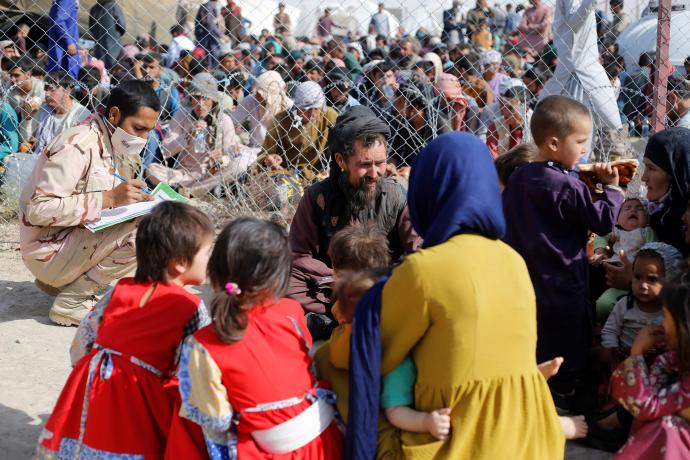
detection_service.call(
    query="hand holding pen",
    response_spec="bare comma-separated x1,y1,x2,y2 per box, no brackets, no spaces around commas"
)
102,174,153,210
114,173,151,194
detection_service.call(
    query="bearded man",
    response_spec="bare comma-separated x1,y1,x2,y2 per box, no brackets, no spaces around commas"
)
288,105,421,339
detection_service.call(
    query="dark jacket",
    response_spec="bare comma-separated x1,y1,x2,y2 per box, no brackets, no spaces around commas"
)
443,7,464,42
89,0,125,69
387,107,450,166
287,175,421,313
195,1,222,58
466,7,497,34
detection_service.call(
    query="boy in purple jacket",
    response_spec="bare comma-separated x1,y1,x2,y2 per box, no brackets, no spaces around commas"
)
503,95,624,409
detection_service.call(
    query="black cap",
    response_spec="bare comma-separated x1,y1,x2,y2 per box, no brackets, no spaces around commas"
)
328,105,390,157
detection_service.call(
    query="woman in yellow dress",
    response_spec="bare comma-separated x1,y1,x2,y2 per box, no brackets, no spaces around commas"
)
345,132,565,459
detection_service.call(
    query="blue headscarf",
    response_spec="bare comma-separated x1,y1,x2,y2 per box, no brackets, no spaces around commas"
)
345,132,506,459
408,132,506,247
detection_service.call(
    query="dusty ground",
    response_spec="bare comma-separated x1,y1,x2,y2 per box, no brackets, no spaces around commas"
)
0,223,74,460
0,222,609,460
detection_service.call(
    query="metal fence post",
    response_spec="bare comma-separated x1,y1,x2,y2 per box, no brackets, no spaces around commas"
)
653,0,672,133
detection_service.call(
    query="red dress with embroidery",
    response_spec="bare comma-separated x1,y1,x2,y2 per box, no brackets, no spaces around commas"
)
36,279,208,459
175,298,343,459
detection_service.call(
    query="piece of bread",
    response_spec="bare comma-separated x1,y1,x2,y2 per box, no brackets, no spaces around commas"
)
578,159,638,195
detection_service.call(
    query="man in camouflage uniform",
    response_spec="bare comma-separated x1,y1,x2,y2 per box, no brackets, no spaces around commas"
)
19,80,160,326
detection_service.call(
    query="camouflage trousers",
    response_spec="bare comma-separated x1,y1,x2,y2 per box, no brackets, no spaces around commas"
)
23,220,137,289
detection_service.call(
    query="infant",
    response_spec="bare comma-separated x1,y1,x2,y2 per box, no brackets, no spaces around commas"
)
591,198,657,320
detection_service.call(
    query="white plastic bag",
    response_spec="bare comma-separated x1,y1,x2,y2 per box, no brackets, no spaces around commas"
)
1,152,38,206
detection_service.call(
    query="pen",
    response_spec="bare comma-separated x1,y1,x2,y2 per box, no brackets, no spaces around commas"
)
114,173,151,194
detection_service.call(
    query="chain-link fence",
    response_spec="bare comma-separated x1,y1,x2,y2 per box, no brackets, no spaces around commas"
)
0,0,683,226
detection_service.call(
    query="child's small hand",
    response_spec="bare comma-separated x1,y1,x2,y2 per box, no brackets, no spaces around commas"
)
604,250,633,290
593,162,620,187
264,153,283,170
589,248,608,266
425,408,451,440
631,325,666,356
538,357,564,380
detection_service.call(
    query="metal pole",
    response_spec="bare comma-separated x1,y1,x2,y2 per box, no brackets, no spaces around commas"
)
522,90,530,143
653,0,672,133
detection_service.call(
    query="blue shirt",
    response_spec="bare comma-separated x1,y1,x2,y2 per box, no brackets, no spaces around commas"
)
155,84,180,121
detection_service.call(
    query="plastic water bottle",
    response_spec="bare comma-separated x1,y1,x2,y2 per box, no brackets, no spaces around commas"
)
193,129,207,154
382,85,395,99
641,120,651,139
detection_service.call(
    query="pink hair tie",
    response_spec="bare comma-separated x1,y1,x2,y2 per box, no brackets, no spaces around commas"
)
225,282,242,296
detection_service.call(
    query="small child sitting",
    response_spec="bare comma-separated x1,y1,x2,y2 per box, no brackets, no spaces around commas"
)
327,223,452,440
592,198,658,320
611,278,690,458
601,242,684,360
589,242,685,445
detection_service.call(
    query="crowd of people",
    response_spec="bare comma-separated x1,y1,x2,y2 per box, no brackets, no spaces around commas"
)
3,0,690,458
2,0,685,182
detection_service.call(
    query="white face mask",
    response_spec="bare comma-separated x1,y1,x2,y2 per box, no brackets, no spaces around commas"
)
110,126,147,159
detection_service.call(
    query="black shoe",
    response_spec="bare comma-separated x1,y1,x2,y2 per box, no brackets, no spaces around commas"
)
305,313,337,341
581,419,627,453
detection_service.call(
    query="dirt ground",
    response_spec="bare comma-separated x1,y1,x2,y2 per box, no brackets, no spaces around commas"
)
0,222,609,460
0,223,74,459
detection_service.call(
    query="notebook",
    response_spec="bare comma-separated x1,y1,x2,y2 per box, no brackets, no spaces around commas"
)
85,183,187,233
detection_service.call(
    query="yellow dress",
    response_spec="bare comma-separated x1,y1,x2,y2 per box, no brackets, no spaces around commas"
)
378,233,564,459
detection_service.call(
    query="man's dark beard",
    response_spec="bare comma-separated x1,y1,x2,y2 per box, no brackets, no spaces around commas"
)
338,170,382,220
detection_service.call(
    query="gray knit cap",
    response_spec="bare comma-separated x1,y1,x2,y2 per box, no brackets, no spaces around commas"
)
637,242,685,281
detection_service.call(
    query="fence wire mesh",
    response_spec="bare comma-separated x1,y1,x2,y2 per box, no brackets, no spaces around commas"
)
0,0,684,225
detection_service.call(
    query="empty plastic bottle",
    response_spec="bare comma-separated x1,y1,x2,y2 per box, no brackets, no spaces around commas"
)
193,129,207,155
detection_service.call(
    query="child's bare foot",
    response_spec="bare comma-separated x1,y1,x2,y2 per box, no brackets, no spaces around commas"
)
538,357,564,380
561,415,588,440
425,408,451,440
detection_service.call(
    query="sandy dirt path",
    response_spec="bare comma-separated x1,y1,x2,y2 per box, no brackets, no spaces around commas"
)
0,224,74,459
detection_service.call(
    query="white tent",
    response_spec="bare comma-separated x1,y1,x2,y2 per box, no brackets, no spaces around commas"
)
236,0,400,37
617,10,690,71
290,0,400,38
382,0,445,36
236,0,653,40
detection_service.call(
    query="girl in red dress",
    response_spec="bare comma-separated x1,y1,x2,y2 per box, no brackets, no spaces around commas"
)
36,201,215,459
174,217,343,459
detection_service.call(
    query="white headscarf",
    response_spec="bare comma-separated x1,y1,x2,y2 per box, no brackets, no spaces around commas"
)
293,81,325,109
422,52,443,83
255,70,291,124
